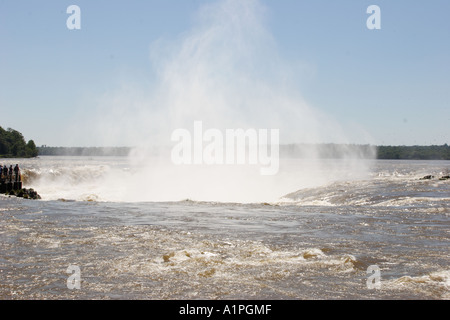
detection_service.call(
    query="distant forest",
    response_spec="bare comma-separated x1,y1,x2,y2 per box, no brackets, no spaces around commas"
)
37,146,130,157
37,144,450,160
0,126,39,158
3,125,447,160
376,144,450,160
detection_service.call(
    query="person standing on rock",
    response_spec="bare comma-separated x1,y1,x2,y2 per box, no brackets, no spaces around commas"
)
14,164,20,182
3,166,8,179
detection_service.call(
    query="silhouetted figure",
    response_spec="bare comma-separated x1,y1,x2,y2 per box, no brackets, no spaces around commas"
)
14,164,20,182
2,165,7,179
9,165,13,182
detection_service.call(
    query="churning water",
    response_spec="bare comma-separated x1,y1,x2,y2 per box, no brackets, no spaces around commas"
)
1,156,449,299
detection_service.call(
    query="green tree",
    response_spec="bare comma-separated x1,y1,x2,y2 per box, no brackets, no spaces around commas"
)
0,126,39,158
26,140,38,157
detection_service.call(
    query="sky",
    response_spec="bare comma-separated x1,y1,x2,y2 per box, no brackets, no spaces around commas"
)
0,0,449,147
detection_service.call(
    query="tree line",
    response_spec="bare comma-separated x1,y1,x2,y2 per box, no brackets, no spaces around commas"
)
0,126,38,158
376,144,450,160
37,144,450,160
1,126,448,160
37,146,131,156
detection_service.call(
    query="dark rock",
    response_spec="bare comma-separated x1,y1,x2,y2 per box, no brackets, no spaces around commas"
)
1,186,41,200
22,188,41,200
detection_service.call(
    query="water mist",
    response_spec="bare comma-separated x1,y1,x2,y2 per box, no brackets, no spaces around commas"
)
65,0,375,203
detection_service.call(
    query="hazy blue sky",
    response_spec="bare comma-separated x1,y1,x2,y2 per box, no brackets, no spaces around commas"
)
1,0,449,146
